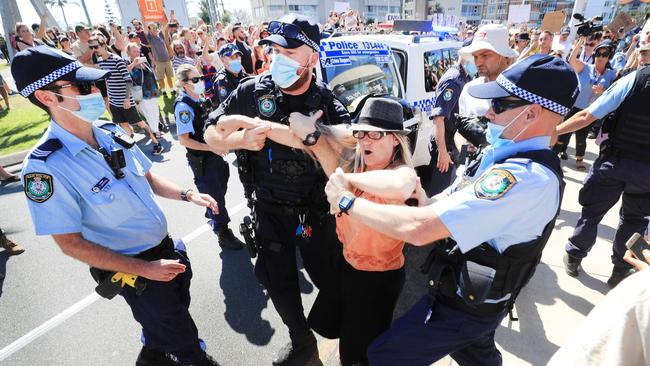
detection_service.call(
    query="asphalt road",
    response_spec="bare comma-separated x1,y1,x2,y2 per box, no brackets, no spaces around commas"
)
0,123,625,366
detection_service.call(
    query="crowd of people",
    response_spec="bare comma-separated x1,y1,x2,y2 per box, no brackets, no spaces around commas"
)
2,5,650,366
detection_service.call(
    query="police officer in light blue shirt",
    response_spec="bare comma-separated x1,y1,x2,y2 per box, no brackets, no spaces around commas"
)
324,54,578,366
12,46,222,366
556,61,650,288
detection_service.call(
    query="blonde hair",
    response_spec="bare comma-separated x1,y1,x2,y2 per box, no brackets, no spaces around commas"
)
175,64,199,89
317,124,414,173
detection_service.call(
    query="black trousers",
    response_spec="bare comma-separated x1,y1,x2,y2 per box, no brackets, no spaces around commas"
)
309,257,405,366
253,204,343,344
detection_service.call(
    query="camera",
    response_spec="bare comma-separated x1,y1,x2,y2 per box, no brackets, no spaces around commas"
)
573,13,604,37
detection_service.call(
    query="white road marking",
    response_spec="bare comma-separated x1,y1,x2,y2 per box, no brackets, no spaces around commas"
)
0,201,248,361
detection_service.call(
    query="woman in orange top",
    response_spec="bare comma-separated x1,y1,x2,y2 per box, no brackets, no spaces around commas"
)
290,97,417,366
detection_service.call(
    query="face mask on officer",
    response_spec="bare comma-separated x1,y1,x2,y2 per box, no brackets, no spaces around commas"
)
225,59,243,74
270,52,311,89
486,106,532,148
54,92,106,123
192,81,205,96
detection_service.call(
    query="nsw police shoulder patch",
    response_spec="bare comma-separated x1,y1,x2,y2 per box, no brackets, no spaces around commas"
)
219,86,227,98
443,88,454,101
474,169,516,200
179,110,191,124
24,172,53,203
258,94,276,117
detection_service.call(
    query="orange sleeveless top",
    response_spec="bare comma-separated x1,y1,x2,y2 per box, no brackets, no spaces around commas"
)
336,191,405,272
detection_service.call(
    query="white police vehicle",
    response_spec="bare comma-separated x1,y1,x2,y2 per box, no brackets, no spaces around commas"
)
363,33,464,116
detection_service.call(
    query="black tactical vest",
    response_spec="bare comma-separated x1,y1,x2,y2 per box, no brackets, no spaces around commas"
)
174,95,211,155
244,74,335,206
425,149,565,317
608,65,650,155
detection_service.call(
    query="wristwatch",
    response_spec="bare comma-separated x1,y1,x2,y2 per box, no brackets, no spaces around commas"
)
302,130,321,146
338,193,356,216
180,188,194,202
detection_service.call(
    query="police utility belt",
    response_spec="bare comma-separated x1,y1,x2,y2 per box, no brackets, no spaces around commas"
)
422,149,564,320
89,235,174,299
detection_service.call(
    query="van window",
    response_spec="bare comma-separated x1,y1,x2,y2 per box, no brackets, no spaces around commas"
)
392,50,407,90
424,48,458,92
320,41,402,111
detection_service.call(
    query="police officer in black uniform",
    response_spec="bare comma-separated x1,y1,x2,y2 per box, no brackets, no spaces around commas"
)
557,61,650,288
204,14,351,366
174,64,244,250
213,43,247,105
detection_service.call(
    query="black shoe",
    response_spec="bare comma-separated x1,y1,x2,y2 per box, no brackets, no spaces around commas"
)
216,227,244,250
162,90,168,98
272,333,319,366
606,267,635,288
587,131,597,139
559,152,568,160
135,346,180,366
564,254,582,277
195,353,222,366
152,143,163,156
171,89,177,97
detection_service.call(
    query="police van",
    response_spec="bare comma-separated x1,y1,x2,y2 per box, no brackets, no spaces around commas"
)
363,34,464,116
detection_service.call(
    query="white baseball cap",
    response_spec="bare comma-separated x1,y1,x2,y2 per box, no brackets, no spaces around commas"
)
459,24,518,61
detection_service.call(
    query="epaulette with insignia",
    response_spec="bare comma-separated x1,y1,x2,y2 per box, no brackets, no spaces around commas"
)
29,139,63,162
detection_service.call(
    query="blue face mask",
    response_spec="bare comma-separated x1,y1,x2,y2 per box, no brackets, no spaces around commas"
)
270,52,305,88
226,59,243,74
485,106,531,148
56,92,106,123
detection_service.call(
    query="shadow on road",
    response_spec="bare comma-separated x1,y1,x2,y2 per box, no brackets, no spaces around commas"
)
219,249,275,346
496,263,596,365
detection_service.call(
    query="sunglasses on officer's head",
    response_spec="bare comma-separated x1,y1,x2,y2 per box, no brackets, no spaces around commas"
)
352,130,387,140
490,98,531,114
43,81,95,95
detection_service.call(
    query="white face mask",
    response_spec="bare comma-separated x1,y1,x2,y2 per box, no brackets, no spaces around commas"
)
193,82,205,96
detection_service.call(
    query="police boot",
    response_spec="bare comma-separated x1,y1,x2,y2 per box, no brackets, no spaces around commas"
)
215,226,244,250
563,254,582,277
272,331,319,366
606,266,636,288
135,346,180,366
0,229,24,255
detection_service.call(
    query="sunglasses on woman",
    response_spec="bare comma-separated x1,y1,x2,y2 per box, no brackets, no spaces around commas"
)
43,81,95,95
490,98,531,114
352,130,387,140
89,44,103,50
595,51,611,58
185,76,205,84
585,42,596,47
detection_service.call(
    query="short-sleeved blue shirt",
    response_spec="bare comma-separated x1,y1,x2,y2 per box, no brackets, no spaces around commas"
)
174,92,199,136
21,121,168,255
431,137,560,254
587,70,636,119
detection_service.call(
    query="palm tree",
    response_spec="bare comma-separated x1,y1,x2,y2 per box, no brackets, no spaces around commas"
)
78,0,92,26
45,0,79,30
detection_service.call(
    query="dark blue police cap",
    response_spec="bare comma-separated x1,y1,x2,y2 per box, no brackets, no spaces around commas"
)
11,45,109,97
218,43,242,57
259,14,320,52
468,54,579,116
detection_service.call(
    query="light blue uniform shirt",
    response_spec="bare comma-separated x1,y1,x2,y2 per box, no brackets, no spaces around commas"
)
587,69,637,119
174,92,198,136
21,121,168,255
432,137,560,254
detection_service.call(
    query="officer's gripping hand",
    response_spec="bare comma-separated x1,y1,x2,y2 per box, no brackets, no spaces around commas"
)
624,249,650,272
325,168,351,215
289,110,323,140
188,191,219,214
240,123,270,151
144,259,186,282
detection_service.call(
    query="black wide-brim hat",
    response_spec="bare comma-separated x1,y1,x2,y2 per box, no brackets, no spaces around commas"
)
467,54,579,116
349,97,409,134
12,46,109,97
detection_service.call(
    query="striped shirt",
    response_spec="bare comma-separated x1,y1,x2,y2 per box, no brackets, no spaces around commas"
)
98,54,135,107
172,55,196,72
